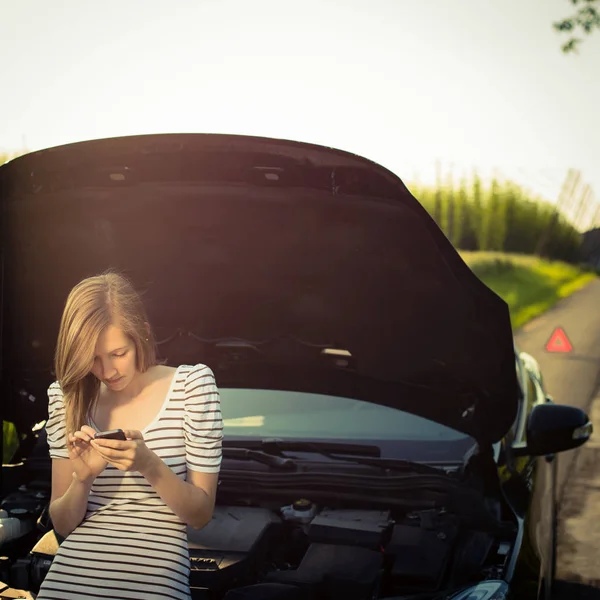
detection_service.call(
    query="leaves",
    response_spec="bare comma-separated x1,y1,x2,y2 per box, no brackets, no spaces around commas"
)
554,0,600,53
3,421,19,464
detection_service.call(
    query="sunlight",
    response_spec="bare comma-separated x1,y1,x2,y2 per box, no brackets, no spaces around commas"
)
222,416,265,428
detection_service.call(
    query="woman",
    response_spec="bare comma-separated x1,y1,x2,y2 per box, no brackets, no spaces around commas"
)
36,271,223,600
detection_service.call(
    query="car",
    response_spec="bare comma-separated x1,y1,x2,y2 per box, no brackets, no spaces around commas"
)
0,133,593,600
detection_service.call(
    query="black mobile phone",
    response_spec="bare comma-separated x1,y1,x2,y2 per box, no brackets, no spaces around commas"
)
95,428,127,441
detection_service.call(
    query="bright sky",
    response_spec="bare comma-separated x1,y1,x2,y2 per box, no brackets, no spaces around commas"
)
2,0,599,226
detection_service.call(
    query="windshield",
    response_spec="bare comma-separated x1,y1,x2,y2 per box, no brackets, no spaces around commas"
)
220,389,476,462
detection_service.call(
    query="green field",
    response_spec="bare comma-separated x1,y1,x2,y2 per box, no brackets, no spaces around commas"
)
461,251,597,330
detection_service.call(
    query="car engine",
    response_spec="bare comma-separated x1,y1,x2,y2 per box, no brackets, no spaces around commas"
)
0,428,517,600
0,478,515,600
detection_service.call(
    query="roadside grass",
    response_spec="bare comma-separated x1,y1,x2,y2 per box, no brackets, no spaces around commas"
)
461,251,597,330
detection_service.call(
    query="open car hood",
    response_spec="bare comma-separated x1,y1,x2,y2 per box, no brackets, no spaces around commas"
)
0,134,518,445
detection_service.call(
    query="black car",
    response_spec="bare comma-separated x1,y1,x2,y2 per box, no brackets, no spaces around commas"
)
0,134,592,600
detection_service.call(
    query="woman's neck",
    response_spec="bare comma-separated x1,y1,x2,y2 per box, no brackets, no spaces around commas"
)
105,369,149,403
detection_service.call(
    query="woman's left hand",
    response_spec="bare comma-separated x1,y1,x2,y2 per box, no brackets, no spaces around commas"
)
90,430,158,474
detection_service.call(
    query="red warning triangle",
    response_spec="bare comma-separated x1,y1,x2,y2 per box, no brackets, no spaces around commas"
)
545,327,572,353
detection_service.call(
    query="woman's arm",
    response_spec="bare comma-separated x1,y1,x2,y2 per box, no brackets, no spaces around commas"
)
91,431,219,529
46,382,95,537
141,459,218,529
48,460,94,537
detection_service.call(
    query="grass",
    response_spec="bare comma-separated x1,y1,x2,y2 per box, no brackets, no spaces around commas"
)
461,251,597,330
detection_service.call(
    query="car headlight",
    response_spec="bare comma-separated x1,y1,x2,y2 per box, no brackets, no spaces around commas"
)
449,580,509,599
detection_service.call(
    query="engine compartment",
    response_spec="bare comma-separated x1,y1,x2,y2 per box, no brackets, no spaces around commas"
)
0,429,517,599
183,500,512,599
0,475,516,600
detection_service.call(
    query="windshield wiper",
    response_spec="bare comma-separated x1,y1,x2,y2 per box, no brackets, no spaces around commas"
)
256,439,450,476
224,438,381,457
223,447,296,470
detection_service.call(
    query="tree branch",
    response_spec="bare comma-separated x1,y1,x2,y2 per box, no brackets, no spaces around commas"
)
554,0,600,53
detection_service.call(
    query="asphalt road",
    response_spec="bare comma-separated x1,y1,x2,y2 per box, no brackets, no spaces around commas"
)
553,390,600,592
513,278,600,595
514,278,600,499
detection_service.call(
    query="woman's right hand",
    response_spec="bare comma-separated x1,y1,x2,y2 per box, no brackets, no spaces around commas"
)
67,425,108,483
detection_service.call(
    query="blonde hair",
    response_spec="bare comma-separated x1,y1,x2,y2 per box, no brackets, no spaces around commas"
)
55,271,157,435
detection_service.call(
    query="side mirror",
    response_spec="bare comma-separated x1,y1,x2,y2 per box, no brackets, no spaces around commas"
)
513,403,593,457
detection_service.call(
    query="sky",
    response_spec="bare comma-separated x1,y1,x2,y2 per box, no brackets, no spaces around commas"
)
2,0,599,227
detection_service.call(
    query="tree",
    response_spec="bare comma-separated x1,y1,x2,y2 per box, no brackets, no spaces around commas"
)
554,0,600,53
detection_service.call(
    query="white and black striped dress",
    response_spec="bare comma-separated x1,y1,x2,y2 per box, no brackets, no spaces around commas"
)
37,363,223,600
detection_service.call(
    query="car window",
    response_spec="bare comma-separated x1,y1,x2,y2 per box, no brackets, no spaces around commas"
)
219,389,471,442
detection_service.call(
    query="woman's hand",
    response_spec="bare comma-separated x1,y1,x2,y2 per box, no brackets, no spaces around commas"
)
67,425,108,483
90,430,158,475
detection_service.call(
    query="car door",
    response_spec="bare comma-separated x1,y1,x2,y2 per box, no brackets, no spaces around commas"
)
510,349,557,598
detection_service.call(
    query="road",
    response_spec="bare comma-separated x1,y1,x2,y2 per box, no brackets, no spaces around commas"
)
515,279,600,418
553,390,600,594
514,279,600,496
513,278,600,595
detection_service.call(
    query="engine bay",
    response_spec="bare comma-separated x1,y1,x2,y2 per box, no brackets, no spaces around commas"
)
0,421,520,600
0,467,517,600
182,500,513,599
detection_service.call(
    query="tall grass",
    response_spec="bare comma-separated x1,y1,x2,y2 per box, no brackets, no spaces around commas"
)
411,173,582,263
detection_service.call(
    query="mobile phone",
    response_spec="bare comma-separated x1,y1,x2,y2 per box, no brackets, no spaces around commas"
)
94,429,127,441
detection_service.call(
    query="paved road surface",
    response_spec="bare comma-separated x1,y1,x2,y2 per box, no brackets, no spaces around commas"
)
514,279,600,498
554,390,600,592
513,279,600,596
515,278,600,416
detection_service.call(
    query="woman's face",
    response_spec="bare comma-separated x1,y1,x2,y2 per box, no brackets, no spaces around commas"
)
91,324,138,391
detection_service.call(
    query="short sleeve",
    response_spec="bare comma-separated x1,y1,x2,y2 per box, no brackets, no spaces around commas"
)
183,364,223,473
46,381,69,459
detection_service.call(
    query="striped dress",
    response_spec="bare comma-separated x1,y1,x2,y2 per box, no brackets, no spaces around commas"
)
37,363,223,600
